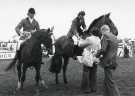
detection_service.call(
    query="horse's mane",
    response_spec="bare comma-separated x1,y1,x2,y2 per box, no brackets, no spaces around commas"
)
105,17,118,36
87,15,105,32
34,29,48,35
87,14,118,36
32,29,50,39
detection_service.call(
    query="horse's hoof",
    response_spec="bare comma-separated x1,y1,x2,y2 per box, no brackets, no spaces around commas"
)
16,87,23,92
39,80,48,88
34,89,40,96
17,81,23,91
56,81,59,84
64,81,68,84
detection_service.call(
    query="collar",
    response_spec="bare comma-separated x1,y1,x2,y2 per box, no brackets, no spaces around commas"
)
28,17,34,23
100,35,104,41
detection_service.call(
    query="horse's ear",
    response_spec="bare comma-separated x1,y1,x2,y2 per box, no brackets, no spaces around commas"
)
106,12,111,18
47,28,51,32
50,26,54,32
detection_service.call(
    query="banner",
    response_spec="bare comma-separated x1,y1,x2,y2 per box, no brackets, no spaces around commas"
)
0,41,51,59
0,42,18,59
0,52,16,59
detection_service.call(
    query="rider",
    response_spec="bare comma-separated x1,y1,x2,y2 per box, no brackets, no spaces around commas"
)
67,11,86,40
67,11,86,59
15,8,40,50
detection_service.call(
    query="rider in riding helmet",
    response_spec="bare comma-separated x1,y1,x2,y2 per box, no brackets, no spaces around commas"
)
67,11,86,39
67,11,87,60
15,8,40,36
15,8,45,64
15,8,40,50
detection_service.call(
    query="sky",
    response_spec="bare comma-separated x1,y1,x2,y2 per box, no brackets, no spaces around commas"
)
0,0,135,41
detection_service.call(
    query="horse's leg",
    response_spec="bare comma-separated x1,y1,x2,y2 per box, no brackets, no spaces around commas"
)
20,64,27,89
17,62,22,90
55,73,59,84
63,56,69,84
34,65,47,88
35,65,41,87
17,63,27,90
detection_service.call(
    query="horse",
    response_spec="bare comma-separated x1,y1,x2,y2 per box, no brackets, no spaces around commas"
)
5,28,54,90
49,13,118,84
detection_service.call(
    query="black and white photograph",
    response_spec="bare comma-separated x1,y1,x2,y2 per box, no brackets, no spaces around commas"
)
0,0,135,96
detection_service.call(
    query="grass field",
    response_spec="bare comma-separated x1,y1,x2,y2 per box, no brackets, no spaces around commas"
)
0,57,135,96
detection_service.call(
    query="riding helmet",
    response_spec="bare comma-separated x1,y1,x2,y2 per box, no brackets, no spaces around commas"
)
28,8,35,14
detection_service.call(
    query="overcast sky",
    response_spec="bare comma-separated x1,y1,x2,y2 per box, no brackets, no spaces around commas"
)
0,0,135,41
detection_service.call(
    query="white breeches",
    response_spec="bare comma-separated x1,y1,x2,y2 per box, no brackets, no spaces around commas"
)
17,40,25,50
72,35,79,45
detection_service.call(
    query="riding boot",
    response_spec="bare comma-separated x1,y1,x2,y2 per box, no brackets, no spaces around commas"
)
73,55,77,60
72,45,79,60
16,50,21,59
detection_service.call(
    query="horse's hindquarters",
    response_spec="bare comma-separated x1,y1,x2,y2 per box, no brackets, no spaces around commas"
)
55,37,74,57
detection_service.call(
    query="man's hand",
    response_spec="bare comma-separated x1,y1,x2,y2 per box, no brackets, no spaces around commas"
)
31,30,36,33
17,31,23,36
94,57,100,64
96,49,104,58
17,32,21,36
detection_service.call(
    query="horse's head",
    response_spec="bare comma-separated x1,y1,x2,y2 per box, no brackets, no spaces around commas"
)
87,13,118,37
86,13,118,52
36,27,54,54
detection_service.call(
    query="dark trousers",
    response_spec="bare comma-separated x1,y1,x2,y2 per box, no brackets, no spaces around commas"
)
103,67,120,96
81,64,97,91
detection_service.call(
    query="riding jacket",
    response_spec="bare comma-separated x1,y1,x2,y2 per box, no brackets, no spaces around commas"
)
15,17,40,36
67,17,86,38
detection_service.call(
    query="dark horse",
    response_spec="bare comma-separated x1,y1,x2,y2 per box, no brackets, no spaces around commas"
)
49,13,118,84
5,28,53,90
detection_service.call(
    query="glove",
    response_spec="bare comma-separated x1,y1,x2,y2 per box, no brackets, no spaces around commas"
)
95,49,104,58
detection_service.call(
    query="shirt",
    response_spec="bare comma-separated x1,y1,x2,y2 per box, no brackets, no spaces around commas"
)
28,17,33,24
78,35,101,67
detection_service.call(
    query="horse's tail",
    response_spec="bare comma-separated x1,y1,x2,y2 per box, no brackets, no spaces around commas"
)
5,51,19,71
49,54,63,73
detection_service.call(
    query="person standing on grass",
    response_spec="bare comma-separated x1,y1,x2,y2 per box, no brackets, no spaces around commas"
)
79,28,101,93
100,24,120,96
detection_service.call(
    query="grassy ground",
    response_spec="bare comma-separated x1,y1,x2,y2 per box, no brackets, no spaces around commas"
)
0,57,135,96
